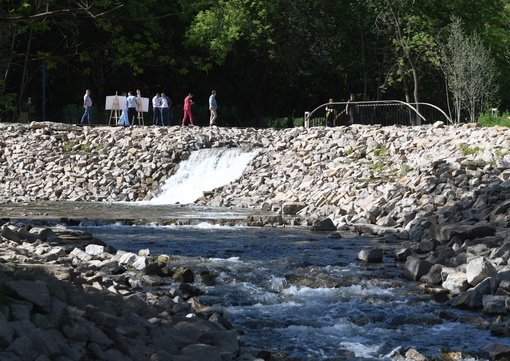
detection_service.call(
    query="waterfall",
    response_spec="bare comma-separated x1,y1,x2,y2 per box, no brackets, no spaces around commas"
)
145,148,259,205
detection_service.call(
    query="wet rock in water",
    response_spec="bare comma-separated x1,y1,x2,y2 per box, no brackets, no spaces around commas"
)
482,295,508,315
357,247,384,263
480,343,510,360
201,271,216,286
394,247,413,262
311,218,336,231
403,257,433,282
420,264,443,286
404,348,428,361
173,267,195,283
328,232,342,238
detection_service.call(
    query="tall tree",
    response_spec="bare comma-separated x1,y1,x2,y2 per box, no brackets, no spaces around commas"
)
374,0,444,124
440,17,498,123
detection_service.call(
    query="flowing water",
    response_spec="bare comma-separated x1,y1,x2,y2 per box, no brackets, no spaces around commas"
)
1,148,501,360
142,148,260,205
75,221,496,361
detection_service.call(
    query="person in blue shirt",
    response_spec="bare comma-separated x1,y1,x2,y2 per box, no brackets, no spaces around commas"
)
126,91,138,125
209,90,217,126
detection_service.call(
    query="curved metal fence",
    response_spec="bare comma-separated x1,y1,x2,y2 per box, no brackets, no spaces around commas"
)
304,100,451,127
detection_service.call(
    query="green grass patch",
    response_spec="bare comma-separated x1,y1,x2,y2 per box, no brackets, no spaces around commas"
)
459,144,484,156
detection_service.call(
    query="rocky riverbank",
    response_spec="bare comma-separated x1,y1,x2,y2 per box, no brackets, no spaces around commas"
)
2,121,510,359
0,221,266,361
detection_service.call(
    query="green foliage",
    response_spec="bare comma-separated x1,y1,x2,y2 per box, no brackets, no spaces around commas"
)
294,118,304,127
81,143,91,152
61,141,76,152
440,17,499,123
1,0,510,125
0,88,17,120
459,144,484,156
477,110,510,128
373,146,390,158
372,161,385,172
185,0,275,66
261,117,295,129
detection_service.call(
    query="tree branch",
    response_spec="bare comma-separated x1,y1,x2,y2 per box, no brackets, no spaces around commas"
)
0,4,124,24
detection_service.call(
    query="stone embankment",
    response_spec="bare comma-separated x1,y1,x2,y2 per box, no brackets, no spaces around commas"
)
2,121,510,359
0,222,258,361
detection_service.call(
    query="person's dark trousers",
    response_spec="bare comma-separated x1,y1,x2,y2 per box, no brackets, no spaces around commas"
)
153,108,161,125
161,108,170,126
128,108,137,125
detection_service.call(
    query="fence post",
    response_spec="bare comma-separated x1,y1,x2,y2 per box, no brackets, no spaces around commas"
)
304,111,310,128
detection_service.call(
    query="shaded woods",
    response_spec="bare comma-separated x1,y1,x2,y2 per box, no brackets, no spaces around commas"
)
1,0,509,126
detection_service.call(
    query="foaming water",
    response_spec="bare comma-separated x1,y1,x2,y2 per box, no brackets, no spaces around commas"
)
141,148,259,205
75,223,498,360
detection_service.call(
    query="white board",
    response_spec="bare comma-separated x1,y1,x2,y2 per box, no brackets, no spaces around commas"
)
138,97,150,112
105,95,126,110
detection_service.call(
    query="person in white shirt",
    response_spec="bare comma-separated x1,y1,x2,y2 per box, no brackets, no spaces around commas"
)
152,93,161,125
80,89,92,124
160,92,172,126
209,90,217,126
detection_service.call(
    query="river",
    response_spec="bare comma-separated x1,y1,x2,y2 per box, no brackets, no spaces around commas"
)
72,217,496,361
0,148,501,360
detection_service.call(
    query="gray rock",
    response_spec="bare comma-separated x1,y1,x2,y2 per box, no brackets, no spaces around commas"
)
482,295,508,315
466,257,497,287
0,320,14,347
442,272,470,295
179,344,223,361
480,343,510,360
420,264,443,286
281,202,306,215
311,218,337,231
8,280,51,312
404,257,433,281
1,225,20,243
357,248,384,263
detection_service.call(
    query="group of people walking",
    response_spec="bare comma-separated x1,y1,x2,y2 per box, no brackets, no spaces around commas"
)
80,89,219,127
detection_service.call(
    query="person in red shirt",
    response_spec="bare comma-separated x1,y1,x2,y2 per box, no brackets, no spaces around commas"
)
181,93,194,126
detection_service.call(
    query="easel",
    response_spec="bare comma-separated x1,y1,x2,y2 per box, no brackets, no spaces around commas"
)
109,93,121,125
136,96,144,125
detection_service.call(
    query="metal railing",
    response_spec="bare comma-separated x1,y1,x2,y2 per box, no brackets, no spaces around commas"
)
304,100,451,127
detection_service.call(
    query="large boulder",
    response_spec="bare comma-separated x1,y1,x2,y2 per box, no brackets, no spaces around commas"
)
404,257,433,281
442,272,470,295
281,202,306,215
466,257,497,287
357,248,384,263
311,218,337,232
431,222,496,244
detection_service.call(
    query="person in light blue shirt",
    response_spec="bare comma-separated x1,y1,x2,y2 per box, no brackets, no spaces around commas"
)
209,90,217,126
80,89,92,124
126,91,138,125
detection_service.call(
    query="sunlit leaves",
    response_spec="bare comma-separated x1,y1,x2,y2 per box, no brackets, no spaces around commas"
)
185,0,275,65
